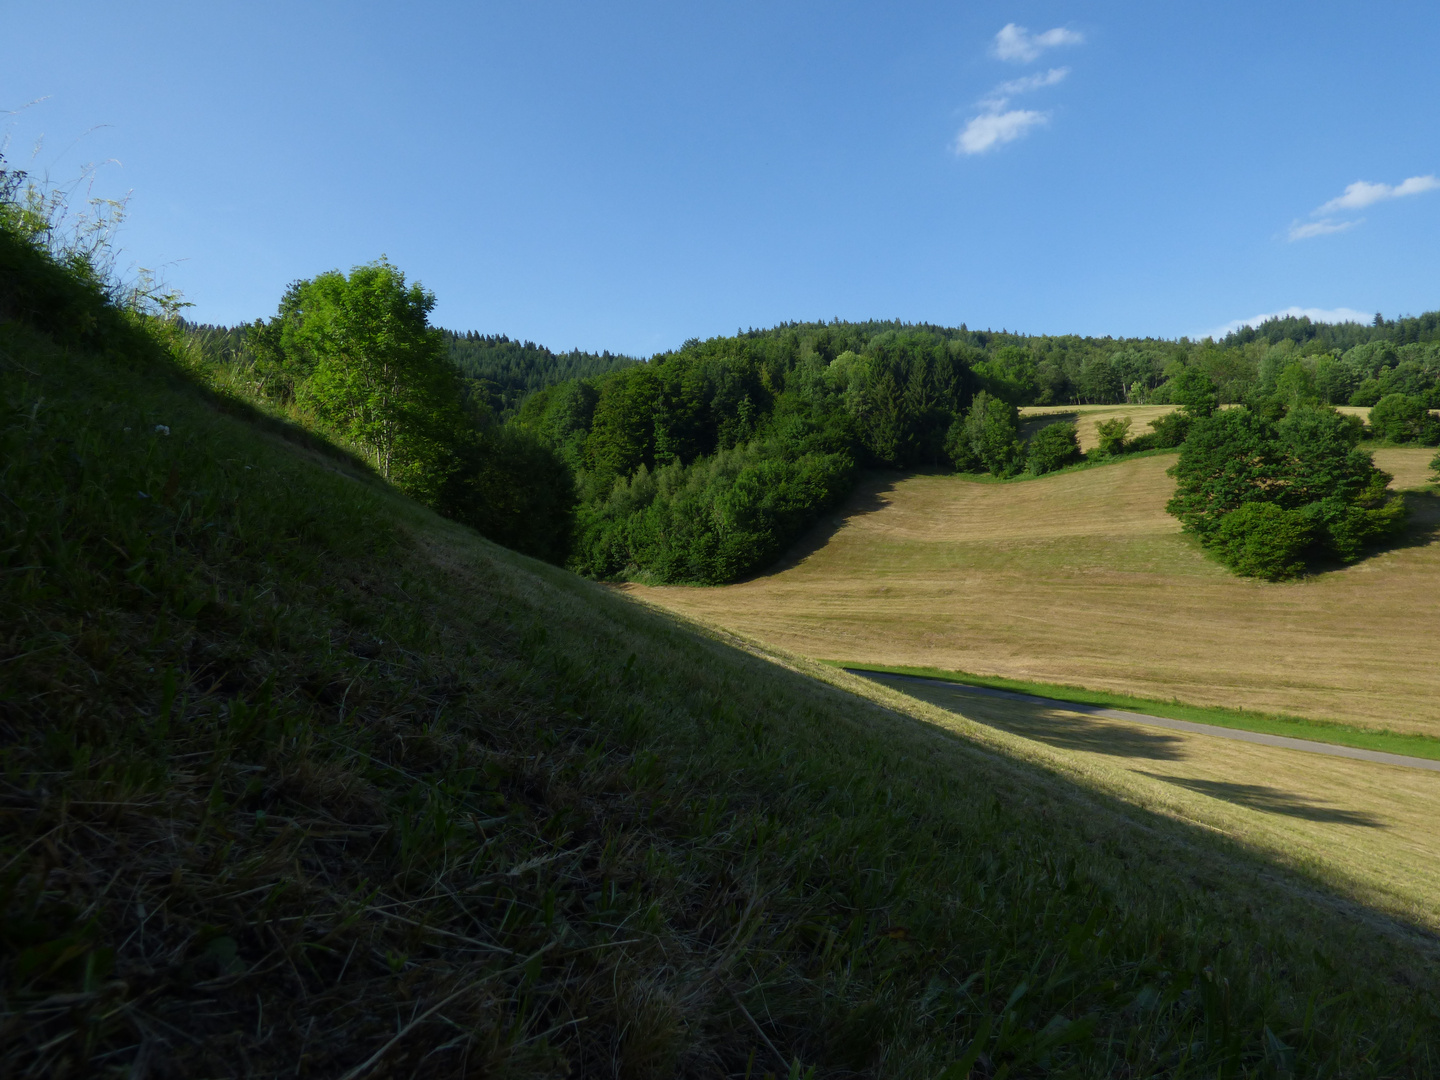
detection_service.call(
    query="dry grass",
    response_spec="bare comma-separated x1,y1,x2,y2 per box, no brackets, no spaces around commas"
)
628,450,1440,735
849,672,1440,931
1020,404,1180,451
8,225,1440,1076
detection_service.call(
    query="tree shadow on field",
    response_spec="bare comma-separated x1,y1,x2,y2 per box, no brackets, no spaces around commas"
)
1140,773,1387,827
978,705,1188,760
755,471,901,579
1019,411,1079,440
1302,491,1440,576
857,675,1187,761
1393,490,1440,550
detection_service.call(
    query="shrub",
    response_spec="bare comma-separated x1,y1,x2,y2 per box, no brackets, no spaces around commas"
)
1094,416,1132,457
1026,421,1081,475
1349,379,1384,407
1149,410,1191,448
1211,502,1312,580
1369,393,1440,445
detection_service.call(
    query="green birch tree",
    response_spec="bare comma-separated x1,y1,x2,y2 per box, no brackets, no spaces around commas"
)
250,259,464,501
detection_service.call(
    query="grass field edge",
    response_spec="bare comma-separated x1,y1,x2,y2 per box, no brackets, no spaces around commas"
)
824,660,1440,761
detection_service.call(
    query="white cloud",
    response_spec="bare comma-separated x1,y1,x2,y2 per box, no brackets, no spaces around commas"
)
1287,218,1361,241
985,67,1069,106
1200,306,1373,341
958,66,1067,156
957,109,1048,155
1317,174,1438,214
992,23,1084,63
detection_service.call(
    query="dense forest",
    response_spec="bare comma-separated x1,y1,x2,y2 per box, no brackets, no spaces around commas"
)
505,316,1439,583
181,284,1440,586
442,331,636,419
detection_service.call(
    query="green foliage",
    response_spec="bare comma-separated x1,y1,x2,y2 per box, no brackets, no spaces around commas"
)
1148,410,1191,448
522,329,978,582
248,261,463,495
1167,405,1405,577
1170,365,1219,417
572,439,854,584
1025,420,1081,475
443,331,635,418
961,392,1025,476
1369,393,1440,444
1077,353,1124,403
1275,360,1320,410
1210,503,1312,580
436,424,577,565
1094,416,1133,457
239,263,575,563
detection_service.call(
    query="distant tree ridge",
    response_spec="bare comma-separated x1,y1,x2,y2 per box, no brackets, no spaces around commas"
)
191,303,1440,584
442,331,637,420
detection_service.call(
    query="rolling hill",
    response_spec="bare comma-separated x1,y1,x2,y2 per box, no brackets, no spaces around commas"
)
4,232,1439,1075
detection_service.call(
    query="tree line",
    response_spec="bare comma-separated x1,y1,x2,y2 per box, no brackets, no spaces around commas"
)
187,261,1436,584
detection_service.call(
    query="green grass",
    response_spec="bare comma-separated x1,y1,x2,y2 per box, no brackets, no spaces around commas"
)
5,222,1440,1077
830,661,1440,761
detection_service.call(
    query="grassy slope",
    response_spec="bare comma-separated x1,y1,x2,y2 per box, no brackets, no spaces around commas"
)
632,458,1440,736
825,665,1440,933
3,305,1439,1077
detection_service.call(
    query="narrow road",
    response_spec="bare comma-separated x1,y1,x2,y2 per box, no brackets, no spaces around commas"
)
851,669,1440,773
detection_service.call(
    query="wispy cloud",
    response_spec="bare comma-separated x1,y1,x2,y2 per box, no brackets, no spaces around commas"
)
984,67,1069,106
1287,218,1361,241
1287,174,1438,241
957,110,1048,155
957,65,1070,156
992,23,1084,63
1200,306,1373,341
1316,175,1438,214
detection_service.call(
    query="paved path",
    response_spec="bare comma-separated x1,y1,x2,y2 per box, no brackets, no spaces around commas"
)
850,669,1440,773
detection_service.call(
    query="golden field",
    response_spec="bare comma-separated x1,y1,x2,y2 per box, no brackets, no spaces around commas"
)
627,428,1440,735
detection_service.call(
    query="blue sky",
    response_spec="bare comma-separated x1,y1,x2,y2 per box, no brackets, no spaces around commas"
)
5,1,1439,355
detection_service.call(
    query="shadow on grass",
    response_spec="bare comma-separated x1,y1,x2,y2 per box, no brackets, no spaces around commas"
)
856,675,1188,761
1300,491,1440,576
975,706,1188,760
1019,411,1079,439
1140,773,1387,828
755,471,902,578
1393,490,1440,550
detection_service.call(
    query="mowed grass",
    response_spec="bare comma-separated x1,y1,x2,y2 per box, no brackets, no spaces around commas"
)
629,447,1440,737
847,671,1440,933
7,203,1440,1076
14,283,1440,1076
1020,404,1179,451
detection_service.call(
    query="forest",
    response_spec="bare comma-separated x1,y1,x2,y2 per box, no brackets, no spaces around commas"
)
510,316,1438,583
184,270,1440,585
442,331,636,419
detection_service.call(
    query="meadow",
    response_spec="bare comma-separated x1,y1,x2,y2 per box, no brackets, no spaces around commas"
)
849,670,1440,933
1017,402,1381,452
7,205,1440,1075
15,318,1439,1075
629,431,1440,736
